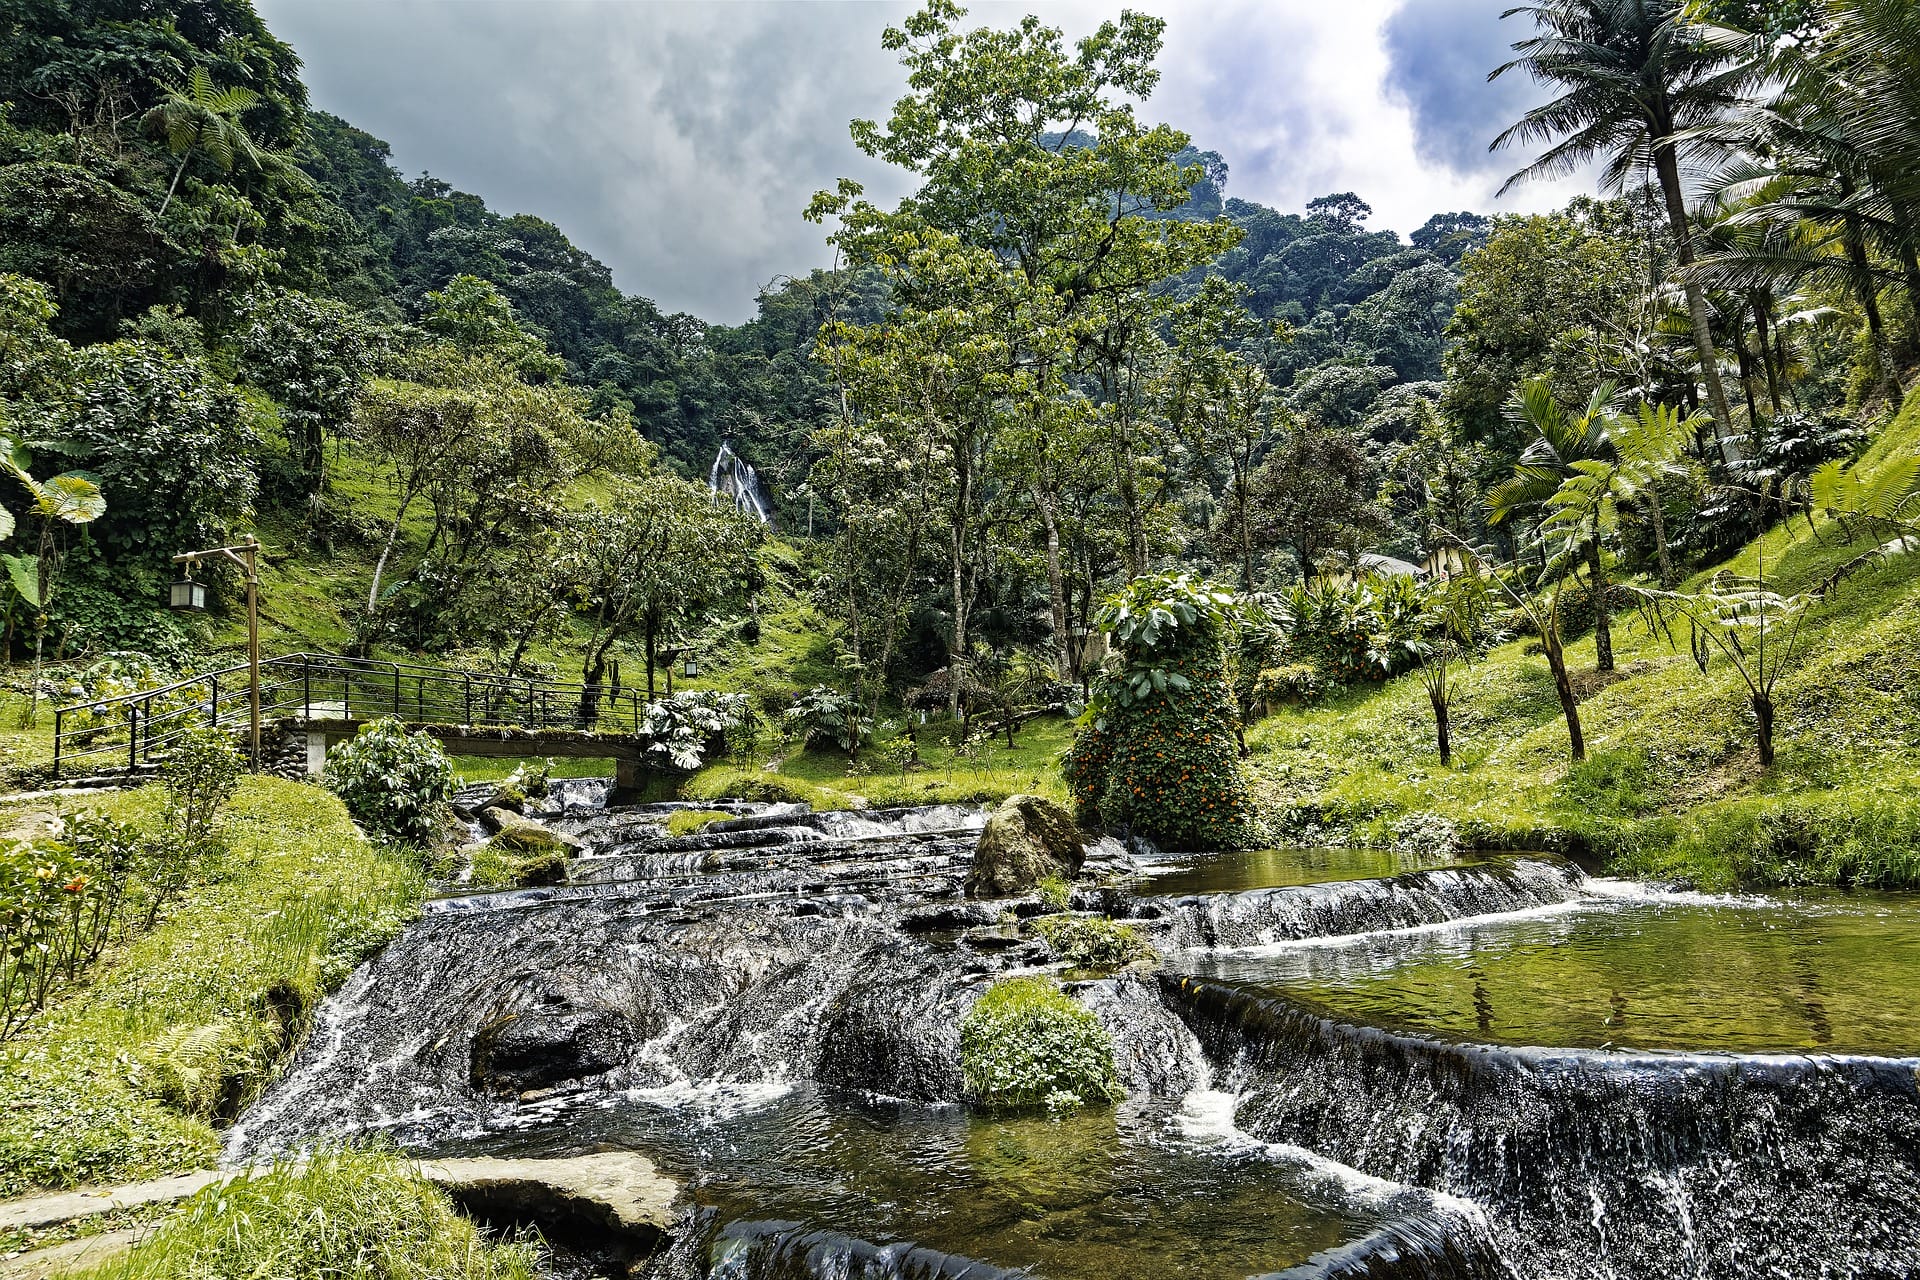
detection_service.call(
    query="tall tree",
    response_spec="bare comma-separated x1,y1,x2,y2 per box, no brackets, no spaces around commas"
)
1493,0,1761,459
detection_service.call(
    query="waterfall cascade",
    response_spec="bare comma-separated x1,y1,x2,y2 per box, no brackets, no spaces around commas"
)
232,791,1920,1280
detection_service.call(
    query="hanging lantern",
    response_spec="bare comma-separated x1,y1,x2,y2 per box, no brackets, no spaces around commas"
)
167,573,208,612
682,653,699,678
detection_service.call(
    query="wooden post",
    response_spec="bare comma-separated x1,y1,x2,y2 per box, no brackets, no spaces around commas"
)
244,537,260,769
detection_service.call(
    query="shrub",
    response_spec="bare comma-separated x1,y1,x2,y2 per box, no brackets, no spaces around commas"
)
142,730,245,927
1065,573,1258,850
0,811,150,1040
960,977,1122,1113
1034,915,1157,969
784,685,872,752
1277,574,1427,682
639,691,746,770
322,718,455,847
76,1147,541,1279
1252,663,1323,708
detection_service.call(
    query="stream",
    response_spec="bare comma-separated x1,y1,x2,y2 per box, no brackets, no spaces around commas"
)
230,784,1920,1279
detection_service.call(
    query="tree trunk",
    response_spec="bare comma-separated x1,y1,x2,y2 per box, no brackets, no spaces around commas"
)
1430,689,1452,768
1753,691,1775,768
1751,294,1783,416
1653,145,1737,462
1544,626,1586,763
1588,544,1614,674
1647,479,1674,587
1033,479,1072,680
1841,203,1903,403
644,608,659,701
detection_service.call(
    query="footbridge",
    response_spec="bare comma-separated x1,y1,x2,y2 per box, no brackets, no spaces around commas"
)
51,653,671,797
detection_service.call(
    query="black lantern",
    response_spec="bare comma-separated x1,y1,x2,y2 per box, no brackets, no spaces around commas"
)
682,653,699,678
168,574,208,612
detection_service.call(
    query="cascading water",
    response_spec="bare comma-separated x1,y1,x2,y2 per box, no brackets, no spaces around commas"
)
232,792,1920,1279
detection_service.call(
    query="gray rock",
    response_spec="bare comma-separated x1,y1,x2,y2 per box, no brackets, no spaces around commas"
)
481,808,583,857
421,1152,675,1252
964,794,1090,898
469,1007,636,1094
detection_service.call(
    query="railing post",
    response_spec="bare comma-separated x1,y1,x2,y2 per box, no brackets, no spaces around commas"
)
464,675,472,726
393,665,401,717
128,706,139,773
210,674,220,730
52,706,62,779
303,660,311,720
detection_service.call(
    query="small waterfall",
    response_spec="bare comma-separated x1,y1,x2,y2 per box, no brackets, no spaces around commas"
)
1138,858,1587,951
663,1214,1023,1280
711,441,774,525
1164,976,1920,1280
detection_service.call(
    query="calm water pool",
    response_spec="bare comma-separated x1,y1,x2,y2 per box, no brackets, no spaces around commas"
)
466,1087,1396,1279
1139,847,1463,896
1178,888,1920,1055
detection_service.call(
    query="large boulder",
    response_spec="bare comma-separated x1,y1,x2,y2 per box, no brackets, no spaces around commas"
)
965,794,1090,898
470,1007,636,1094
481,807,583,857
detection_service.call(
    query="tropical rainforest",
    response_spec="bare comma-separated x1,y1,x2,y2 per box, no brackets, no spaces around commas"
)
5,0,1920,1277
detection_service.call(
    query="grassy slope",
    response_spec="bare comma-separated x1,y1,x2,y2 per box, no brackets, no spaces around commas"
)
0,778,422,1199
1245,387,1920,890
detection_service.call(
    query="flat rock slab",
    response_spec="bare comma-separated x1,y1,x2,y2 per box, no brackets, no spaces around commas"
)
421,1152,677,1244
0,1171,224,1234
0,1226,154,1279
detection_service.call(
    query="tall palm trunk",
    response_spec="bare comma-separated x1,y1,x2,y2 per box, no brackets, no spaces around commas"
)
1654,146,1738,462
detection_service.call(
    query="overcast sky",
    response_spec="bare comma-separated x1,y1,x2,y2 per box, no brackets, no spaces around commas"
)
255,0,1592,323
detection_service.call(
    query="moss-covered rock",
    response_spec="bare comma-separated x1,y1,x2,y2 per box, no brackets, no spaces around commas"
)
966,795,1088,897
959,977,1121,1112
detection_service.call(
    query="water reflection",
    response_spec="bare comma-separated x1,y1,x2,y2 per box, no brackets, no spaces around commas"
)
1179,891,1920,1054
1141,846,1463,896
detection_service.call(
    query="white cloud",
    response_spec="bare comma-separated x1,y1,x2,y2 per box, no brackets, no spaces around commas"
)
258,0,1597,321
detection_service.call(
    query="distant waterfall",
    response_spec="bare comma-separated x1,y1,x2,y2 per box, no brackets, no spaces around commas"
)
711,441,773,525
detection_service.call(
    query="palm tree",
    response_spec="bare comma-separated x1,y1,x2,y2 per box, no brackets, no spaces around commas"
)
1492,0,1762,460
1488,378,1623,669
141,66,270,215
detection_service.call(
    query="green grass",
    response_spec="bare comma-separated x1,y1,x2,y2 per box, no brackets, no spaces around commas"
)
665,808,734,836
447,754,612,785
0,778,423,1197
71,1148,540,1280
1241,387,1920,889
683,714,1075,812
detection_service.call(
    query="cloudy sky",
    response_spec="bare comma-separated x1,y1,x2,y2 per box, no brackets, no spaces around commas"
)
255,0,1592,323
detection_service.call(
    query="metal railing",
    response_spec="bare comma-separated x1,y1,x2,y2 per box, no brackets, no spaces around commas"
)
51,653,653,778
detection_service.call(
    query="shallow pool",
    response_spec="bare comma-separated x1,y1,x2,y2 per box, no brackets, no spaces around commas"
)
1139,846,1464,896
1177,888,1920,1055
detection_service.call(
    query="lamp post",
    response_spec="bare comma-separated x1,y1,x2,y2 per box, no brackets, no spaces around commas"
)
656,644,687,698
169,536,262,768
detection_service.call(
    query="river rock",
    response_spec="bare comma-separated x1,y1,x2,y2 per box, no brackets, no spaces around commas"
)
421,1152,675,1253
481,807,582,857
470,1007,636,1094
965,794,1089,897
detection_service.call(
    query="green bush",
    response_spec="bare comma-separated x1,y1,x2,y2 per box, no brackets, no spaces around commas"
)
1034,915,1157,969
73,1148,540,1279
0,813,142,1039
1065,573,1258,850
1277,574,1427,682
1252,663,1323,708
142,730,244,928
960,977,1122,1113
323,718,456,847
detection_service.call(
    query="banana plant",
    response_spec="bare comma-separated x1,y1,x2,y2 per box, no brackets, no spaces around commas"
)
0,436,107,726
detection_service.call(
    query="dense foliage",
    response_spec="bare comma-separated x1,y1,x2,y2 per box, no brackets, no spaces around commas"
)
321,718,455,847
959,976,1122,1113
1066,574,1257,850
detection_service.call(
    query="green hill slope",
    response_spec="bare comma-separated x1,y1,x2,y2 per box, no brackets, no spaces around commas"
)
1244,388,1920,891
